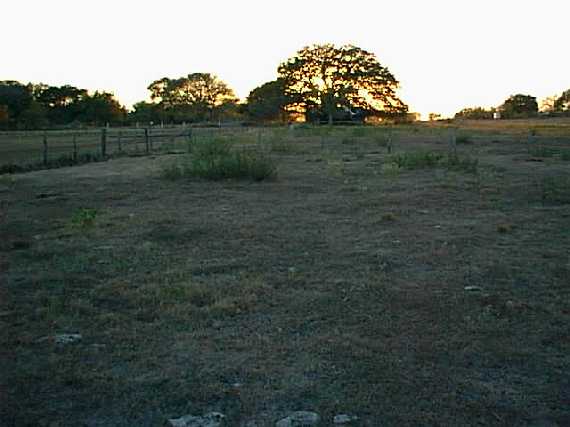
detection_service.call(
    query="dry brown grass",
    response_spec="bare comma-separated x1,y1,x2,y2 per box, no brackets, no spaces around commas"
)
1,123,569,426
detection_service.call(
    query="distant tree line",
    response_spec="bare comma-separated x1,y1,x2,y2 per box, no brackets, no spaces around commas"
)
1,43,411,129
131,44,409,126
0,81,127,129
455,91,570,120
3,42,568,129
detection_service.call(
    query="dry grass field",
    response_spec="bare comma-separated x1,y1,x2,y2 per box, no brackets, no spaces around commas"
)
1,122,569,426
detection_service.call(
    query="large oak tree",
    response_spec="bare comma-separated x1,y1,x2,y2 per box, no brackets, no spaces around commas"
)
278,44,407,124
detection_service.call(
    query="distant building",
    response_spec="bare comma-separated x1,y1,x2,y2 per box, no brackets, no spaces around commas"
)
493,111,501,120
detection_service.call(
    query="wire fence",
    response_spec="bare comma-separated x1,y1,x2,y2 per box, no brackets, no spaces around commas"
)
0,125,264,169
1,124,569,172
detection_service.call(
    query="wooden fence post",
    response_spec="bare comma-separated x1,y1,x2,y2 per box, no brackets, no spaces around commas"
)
73,133,78,162
187,128,193,153
43,132,48,166
144,128,150,154
101,128,107,157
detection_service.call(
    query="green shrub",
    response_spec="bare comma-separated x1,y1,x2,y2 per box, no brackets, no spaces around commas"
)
163,138,277,181
388,151,444,169
456,135,472,144
381,162,402,176
71,208,98,228
386,151,478,173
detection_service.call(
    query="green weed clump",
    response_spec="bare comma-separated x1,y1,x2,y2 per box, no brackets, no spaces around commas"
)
388,151,444,169
71,208,98,228
456,135,472,144
163,138,277,181
385,151,478,173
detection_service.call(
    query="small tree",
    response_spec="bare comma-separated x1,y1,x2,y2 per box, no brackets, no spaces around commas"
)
36,85,88,124
76,92,127,126
147,73,237,123
246,79,287,123
554,89,570,113
19,101,49,129
499,94,538,119
454,107,494,120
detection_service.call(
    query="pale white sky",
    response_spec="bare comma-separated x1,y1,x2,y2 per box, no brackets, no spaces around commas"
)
2,0,569,118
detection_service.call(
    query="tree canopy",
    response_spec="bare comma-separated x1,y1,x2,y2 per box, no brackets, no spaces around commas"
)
554,89,570,112
454,107,494,120
147,73,237,123
499,94,538,119
246,79,287,123
278,44,408,124
0,80,126,129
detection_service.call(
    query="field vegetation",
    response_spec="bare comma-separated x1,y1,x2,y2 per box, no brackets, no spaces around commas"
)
1,121,570,426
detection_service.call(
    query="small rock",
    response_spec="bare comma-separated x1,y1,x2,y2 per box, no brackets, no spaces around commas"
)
333,414,359,424
464,286,483,292
275,411,320,427
168,412,225,427
54,334,82,345
90,344,106,349
505,300,529,310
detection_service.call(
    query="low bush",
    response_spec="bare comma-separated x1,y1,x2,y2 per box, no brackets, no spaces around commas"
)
388,151,444,169
71,208,98,228
163,138,277,181
386,151,478,173
456,135,472,144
